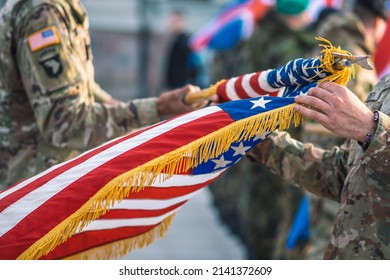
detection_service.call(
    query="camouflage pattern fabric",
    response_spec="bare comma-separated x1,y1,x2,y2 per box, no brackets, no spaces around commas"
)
247,73,390,259
299,10,378,259
242,10,315,73
0,0,159,189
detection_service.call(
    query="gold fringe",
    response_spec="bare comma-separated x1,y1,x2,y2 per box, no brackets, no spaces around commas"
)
315,36,354,86
18,103,303,260
63,214,175,260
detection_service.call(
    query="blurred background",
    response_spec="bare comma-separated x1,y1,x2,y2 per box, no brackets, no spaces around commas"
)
82,0,226,101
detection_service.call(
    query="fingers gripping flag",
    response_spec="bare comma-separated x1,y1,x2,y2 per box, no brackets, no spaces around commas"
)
0,39,354,260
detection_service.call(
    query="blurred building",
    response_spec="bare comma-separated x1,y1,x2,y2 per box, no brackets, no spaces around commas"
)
82,0,230,100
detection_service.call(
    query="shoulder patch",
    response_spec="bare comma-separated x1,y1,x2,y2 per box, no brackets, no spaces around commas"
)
27,26,60,52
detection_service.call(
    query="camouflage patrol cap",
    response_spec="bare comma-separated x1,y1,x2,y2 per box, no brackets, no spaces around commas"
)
276,0,309,15
356,0,387,19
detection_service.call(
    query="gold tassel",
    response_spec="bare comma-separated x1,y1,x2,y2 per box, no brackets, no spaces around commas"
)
18,103,303,260
64,214,175,260
315,36,354,86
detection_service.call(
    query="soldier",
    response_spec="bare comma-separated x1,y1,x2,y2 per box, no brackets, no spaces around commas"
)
247,74,390,259
245,0,314,73
209,0,317,259
245,0,389,258
299,0,386,259
0,0,205,189
164,9,198,90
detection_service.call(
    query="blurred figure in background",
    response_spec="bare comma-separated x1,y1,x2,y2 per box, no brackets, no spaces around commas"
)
245,0,314,71
164,9,201,90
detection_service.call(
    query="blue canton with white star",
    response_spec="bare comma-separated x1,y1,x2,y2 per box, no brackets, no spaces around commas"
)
192,96,294,175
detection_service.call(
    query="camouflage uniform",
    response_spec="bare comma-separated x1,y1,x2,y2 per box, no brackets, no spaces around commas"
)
0,0,159,189
248,73,390,259
243,10,315,74
209,9,316,259
300,11,378,259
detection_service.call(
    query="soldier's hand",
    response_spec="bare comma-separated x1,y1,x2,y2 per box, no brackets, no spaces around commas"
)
157,84,208,118
294,82,376,142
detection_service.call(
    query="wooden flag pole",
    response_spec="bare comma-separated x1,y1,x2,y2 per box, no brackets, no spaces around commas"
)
184,88,215,104
184,80,226,104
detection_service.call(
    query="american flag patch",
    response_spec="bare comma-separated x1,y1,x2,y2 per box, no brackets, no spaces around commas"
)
27,26,60,52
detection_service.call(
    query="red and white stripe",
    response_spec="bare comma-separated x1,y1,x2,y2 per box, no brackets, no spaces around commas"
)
29,34,57,50
27,27,59,52
41,171,227,259
216,70,279,102
0,106,236,259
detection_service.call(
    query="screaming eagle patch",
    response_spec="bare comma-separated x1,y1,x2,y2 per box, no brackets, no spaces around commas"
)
27,26,60,52
38,49,63,78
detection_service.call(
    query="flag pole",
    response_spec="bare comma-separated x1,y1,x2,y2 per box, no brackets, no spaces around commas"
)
184,80,225,104
184,87,216,104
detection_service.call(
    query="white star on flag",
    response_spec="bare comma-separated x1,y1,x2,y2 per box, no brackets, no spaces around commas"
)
253,132,270,141
250,97,272,109
288,71,298,85
231,142,252,156
212,155,232,169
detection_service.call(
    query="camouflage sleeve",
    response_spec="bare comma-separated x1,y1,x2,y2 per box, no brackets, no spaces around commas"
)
361,112,390,182
16,4,159,150
91,81,115,103
91,82,159,127
247,131,349,202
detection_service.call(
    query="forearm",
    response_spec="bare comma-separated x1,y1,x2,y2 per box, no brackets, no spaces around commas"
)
247,131,348,202
91,78,159,129
33,85,160,150
362,112,390,185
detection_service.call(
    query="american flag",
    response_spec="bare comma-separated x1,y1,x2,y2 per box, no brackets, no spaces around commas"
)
0,46,353,259
27,26,60,52
0,95,298,260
